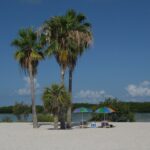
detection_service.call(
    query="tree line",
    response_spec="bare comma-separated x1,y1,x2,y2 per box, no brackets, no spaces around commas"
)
0,100,150,114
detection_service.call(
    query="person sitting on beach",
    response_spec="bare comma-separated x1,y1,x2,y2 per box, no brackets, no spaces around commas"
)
100,120,115,128
101,120,109,127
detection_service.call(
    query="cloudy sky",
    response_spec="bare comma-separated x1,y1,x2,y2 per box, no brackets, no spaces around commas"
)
0,0,150,105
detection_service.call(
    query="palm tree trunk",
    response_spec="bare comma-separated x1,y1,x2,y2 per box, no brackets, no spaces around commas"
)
67,68,73,129
60,66,66,129
67,68,73,128
54,114,58,129
29,63,38,128
69,68,73,95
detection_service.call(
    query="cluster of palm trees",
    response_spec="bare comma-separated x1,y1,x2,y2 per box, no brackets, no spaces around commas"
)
12,9,93,128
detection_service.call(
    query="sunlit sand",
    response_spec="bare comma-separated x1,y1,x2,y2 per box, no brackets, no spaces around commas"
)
0,123,150,150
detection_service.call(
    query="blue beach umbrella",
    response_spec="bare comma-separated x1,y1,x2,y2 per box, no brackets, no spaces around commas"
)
95,107,115,121
73,107,92,127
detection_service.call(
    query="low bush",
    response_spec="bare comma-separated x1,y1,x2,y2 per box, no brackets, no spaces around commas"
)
90,98,135,122
37,114,54,122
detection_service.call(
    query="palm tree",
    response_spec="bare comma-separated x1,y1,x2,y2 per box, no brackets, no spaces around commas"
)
42,84,70,129
43,16,69,85
65,10,93,128
12,28,45,128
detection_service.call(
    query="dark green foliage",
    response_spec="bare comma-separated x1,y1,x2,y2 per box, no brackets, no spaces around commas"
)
0,105,44,114
42,84,71,129
42,84,71,114
13,102,30,121
127,112,135,122
0,101,150,115
90,113,104,121
72,101,150,115
126,102,150,113
72,103,97,111
91,98,135,122
12,28,45,76
36,105,44,113
37,114,54,122
0,106,13,113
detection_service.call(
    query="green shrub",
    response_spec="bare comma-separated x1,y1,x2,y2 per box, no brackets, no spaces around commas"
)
90,113,103,121
90,98,135,122
37,114,54,122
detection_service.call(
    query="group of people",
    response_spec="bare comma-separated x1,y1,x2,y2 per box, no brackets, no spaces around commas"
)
80,120,115,128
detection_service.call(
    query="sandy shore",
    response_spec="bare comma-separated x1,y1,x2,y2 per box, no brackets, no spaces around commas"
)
0,122,150,150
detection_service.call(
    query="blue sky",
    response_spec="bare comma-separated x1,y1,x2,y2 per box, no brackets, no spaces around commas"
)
0,0,150,105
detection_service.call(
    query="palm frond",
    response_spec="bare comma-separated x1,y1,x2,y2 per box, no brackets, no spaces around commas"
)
42,84,70,114
12,27,44,76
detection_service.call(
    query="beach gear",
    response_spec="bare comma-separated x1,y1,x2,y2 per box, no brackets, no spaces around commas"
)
73,107,92,128
95,107,115,121
95,107,115,113
91,122,96,128
73,107,92,113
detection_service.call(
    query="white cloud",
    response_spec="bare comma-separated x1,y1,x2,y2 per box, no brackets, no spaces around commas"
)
141,81,150,86
17,77,40,96
75,90,113,99
126,81,150,97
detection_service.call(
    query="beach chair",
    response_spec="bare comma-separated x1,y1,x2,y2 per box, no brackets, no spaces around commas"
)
91,122,96,128
80,121,88,128
98,121,115,128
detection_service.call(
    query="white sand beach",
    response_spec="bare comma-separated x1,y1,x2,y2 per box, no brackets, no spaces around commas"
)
0,123,150,150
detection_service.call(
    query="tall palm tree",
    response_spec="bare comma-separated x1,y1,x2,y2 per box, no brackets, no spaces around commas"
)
65,10,93,128
12,28,45,128
42,84,70,129
43,16,70,129
43,16,69,85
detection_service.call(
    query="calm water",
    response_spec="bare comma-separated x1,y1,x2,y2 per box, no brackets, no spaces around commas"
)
135,113,150,122
0,113,150,122
0,113,92,122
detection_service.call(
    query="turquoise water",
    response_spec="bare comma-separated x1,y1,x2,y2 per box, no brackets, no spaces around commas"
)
0,113,150,122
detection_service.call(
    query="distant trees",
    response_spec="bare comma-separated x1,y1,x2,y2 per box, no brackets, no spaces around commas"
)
2,100,150,123
13,102,30,121
0,106,13,113
72,101,150,114
126,102,150,113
